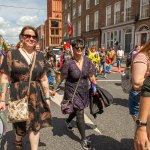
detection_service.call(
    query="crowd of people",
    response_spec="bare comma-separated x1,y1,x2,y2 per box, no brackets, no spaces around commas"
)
0,25,150,150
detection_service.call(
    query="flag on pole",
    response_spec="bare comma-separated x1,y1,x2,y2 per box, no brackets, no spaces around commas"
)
67,14,72,36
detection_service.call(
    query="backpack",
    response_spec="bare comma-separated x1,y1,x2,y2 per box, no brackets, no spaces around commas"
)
126,49,135,67
121,67,132,94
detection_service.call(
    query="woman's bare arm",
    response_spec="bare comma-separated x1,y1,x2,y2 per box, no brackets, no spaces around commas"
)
132,62,147,91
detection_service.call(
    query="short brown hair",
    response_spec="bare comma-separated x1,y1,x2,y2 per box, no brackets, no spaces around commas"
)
19,26,39,41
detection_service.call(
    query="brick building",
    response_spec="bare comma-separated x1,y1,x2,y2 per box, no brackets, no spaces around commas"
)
45,0,62,47
36,24,45,50
62,0,150,52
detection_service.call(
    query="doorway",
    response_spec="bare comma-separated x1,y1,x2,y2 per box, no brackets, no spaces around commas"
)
141,33,147,46
125,33,132,53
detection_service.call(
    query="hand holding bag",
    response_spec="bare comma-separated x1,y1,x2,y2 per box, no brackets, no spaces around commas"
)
61,74,82,114
7,52,36,123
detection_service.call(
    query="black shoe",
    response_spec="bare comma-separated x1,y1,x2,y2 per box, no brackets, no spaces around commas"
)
65,120,73,131
81,138,91,150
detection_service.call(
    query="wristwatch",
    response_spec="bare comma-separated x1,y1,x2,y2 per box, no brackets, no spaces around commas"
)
136,119,147,126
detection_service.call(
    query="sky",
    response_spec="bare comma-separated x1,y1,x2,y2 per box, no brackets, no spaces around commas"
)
0,0,47,45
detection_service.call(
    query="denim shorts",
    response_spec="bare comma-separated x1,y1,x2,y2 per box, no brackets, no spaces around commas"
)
117,58,122,65
128,89,140,116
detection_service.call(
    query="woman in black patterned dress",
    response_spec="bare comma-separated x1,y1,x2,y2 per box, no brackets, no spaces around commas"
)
52,39,97,150
0,26,51,150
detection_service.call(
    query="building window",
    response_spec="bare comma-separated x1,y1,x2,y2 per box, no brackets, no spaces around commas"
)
73,23,76,37
72,7,76,19
86,0,90,10
140,0,149,19
65,3,67,10
106,6,111,26
86,15,90,31
51,20,59,27
95,0,99,5
69,0,71,7
124,0,131,21
107,31,114,48
64,15,67,23
78,4,81,16
78,20,81,36
119,30,121,43
94,11,99,29
51,37,59,45
55,29,59,35
51,29,54,35
114,2,121,24
51,29,59,35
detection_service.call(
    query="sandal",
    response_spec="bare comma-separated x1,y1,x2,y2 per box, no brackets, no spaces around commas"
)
14,140,22,150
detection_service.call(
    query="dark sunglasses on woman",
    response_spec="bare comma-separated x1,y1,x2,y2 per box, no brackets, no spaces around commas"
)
23,34,37,40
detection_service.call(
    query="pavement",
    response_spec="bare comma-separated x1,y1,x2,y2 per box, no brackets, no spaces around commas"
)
0,62,135,150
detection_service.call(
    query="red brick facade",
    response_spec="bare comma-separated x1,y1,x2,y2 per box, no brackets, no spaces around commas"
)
36,25,45,50
62,0,150,52
45,0,62,48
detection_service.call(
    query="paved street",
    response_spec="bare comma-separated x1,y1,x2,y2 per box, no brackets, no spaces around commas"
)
0,68,135,150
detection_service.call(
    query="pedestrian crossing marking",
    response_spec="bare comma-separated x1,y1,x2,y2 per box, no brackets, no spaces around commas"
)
97,80,121,82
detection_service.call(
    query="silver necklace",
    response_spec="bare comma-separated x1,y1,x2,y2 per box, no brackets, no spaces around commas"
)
74,57,82,65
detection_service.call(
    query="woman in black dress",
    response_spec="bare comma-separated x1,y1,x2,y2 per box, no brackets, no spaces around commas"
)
53,39,97,150
0,26,51,150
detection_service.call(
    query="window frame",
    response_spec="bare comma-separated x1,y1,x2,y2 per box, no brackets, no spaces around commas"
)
95,0,99,5
124,0,132,22
114,2,121,24
106,5,111,26
140,0,149,19
86,0,90,10
86,15,90,31
94,11,99,29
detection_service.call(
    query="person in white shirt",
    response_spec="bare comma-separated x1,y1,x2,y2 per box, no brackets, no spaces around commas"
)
117,46,124,72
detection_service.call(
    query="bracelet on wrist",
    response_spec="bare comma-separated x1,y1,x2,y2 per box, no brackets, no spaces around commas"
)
44,97,51,101
0,100,6,103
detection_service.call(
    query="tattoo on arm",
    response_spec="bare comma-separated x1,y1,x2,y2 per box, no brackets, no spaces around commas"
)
43,86,49,91
0,83,8,93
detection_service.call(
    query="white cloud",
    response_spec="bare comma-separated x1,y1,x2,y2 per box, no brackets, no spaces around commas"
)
0,17,10,28
0,17,6,25
0,0,46,44
17,16,38,27
0,29,6,36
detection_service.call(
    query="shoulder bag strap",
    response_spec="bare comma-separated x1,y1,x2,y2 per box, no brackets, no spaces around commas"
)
71,57,84,102
71,73,82,102
26,52,36,98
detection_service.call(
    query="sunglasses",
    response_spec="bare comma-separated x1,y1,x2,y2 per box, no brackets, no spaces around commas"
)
23,34,37,40
74,46,84,50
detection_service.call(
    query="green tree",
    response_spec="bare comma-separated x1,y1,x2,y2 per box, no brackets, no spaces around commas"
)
2,41,7,52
